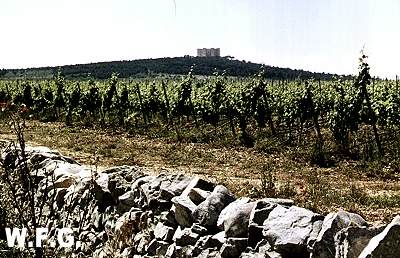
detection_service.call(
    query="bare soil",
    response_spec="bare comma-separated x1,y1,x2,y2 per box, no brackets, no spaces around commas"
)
1,120,399,226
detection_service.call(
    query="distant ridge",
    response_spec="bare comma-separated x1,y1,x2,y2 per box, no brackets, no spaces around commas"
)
0,56,349,80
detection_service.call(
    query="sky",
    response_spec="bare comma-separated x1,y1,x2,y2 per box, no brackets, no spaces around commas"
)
1,0,399,78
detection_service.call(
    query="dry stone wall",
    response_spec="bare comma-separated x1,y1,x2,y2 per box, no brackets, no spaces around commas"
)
1,141,399,257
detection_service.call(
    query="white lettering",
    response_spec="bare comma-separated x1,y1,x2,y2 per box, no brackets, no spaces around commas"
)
58,228,74,247
5,228,27,247
35,228,48,247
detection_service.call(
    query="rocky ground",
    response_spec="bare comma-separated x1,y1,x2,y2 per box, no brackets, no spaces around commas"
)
1,141,400,257
1,120,400,226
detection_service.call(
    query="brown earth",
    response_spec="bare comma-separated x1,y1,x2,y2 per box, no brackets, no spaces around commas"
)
1,120,399,226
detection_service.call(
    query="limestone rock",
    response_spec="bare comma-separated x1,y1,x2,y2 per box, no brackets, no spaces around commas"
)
220,238,248,258
255,239,283,258
196,249,221,258
8,142,398,258
165,243,182,258
36,159,85,179
193,235,214,256
239,253,267,258
193,185,237,228
116,190,135,213
93,173,117,209
171,195,197,227
193,232,225,256
156,240,170,256
120,247,134,258
191,223,208,235
147,173,191,207
91,205,103,231
358,215,400,258
248,200,277,248
217,197,252,229
53,174,77,188
334,225,385,258
261,198,294,207
131,173,192,209
262,205,324,256
159,173,194,200
310,210,368,258
173,226,200,246
212,231,227,248
131,175,155,208
55,188,67,202
114,208,143,247
181,245,196,258
189,187,212,205
160,210,178,226
218,198,256,237
146,239,158,255
154,221,175,241
181,176,215,198
134,230,152,254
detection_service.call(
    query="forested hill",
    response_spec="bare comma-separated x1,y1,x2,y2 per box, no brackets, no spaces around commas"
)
0,56,347,80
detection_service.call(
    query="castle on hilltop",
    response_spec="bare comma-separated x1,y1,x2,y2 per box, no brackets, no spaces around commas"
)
197,48,220,58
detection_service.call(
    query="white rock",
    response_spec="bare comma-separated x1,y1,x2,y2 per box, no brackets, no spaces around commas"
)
263,205,324,256
359,215,400,258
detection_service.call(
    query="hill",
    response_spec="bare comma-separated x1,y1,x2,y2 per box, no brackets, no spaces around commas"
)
0,56,348,80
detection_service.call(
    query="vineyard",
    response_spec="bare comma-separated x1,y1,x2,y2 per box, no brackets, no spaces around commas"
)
1,55,400,169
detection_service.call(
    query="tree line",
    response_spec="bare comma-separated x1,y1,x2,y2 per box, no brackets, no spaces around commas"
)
0,56,349,80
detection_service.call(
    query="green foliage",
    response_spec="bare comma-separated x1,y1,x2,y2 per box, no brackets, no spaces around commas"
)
54,70,65,109
196,70,228,126
173,67,194,117
0,56,397,161
0,57,341,80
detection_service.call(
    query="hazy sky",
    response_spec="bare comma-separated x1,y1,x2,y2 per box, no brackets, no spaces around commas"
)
1,0,399,78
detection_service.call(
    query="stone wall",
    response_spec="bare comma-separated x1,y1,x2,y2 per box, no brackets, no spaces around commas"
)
1,141,399,257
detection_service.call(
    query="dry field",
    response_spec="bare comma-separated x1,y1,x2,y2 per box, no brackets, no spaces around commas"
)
1,120,399,226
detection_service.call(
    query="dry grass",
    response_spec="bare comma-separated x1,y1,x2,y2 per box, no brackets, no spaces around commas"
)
1,120,399,226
